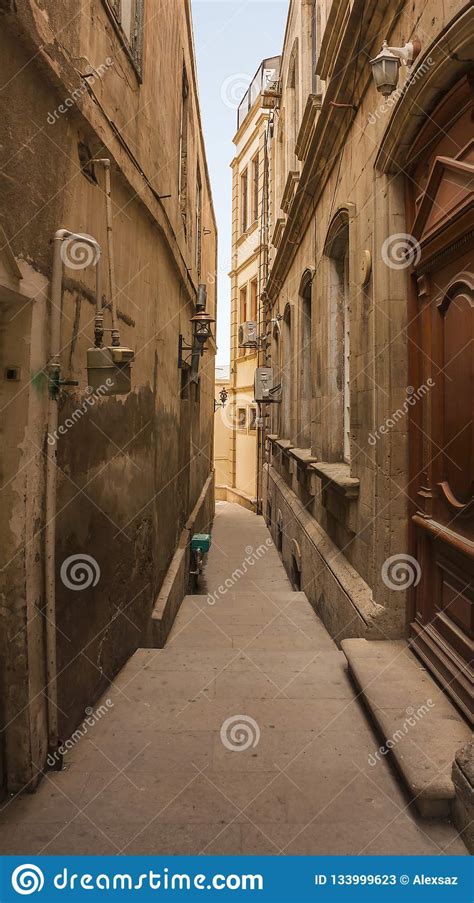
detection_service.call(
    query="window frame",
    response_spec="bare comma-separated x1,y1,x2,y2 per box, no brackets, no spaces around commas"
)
237,406,247,431
102,0,144,81
240,167,248,233
251,153,259,223
239,285,248,324
250,278,258,323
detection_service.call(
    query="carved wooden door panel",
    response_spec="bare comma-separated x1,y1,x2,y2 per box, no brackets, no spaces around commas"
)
408,125,473,724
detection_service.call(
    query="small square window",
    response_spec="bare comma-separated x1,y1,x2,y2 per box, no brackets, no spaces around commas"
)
237,407,247,431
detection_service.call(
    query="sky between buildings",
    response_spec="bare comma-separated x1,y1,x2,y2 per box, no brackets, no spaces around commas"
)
191,0,288,366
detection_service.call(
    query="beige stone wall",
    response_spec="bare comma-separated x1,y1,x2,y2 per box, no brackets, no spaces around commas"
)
214,377,232,487
229,99,271,501
262,0,471,638
0,0,216,790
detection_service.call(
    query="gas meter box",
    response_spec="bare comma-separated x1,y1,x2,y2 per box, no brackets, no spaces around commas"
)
254,366,277,403
87,346,134,396
191,533,212,553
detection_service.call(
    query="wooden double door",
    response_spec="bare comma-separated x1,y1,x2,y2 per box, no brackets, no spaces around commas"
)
407,77,473,724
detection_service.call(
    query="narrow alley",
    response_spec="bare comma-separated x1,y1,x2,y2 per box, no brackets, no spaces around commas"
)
0,503,466,856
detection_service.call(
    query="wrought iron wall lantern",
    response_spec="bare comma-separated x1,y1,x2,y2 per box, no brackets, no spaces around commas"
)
178,284,215,379
214,387,228,412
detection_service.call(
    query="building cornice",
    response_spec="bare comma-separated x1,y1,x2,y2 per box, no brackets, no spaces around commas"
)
267,0,401,302
233,110,270,158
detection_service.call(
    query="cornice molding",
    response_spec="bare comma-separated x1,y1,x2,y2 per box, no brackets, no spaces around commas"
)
267,0,402,301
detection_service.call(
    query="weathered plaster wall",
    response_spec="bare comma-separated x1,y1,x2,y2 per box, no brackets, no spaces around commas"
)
0,0,216,789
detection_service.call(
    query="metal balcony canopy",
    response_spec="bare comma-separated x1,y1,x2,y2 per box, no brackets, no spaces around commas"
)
237,56,281,130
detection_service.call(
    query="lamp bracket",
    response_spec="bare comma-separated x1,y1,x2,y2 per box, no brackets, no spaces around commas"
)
376,37,421,66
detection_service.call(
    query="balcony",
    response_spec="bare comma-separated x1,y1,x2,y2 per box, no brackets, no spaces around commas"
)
237,56,281,131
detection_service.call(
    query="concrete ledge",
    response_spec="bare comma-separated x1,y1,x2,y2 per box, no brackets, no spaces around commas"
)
310,462,360,499
147,472,214,647
289,447,318,467
341,638,471,819
215,485,256,512
265,465,384,639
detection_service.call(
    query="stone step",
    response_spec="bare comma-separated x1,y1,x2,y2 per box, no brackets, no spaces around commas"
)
341,639,471,818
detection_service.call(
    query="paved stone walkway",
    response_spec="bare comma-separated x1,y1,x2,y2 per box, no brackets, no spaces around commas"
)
0,502,466,854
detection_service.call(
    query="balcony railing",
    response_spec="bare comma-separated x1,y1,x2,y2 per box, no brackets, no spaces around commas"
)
237,56,281,131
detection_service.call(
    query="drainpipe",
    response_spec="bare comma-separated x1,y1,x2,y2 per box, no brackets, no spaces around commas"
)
91,159,120,347
45,229,101,758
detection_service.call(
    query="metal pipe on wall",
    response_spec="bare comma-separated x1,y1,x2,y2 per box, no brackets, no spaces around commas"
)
92,159,120,347
45,229,102,757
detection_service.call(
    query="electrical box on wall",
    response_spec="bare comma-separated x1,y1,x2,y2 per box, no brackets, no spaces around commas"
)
238,321,258,348
254,367,279,403
87,346,134,396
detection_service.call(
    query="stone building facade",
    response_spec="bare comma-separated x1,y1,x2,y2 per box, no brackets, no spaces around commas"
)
218,58,280,509
0,0,217,793
260,0,473,722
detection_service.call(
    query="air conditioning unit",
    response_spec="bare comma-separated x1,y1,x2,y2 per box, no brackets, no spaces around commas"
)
254,366,279,403
238,320,258,349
